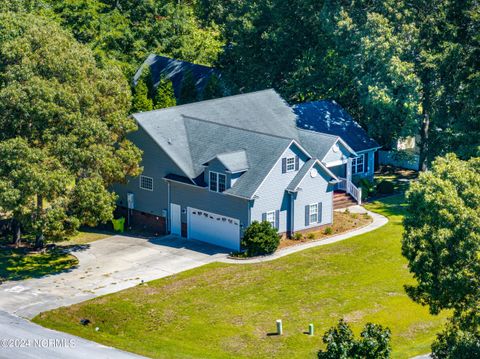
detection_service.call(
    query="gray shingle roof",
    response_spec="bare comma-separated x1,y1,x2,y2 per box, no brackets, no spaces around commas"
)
182,116,292,198
134,54,219,100
132,90,373,199
205,150,249,173
298,129,340,160
294,100,380,152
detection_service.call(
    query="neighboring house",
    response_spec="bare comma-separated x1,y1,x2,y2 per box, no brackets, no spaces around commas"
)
134,54,221,101
114,90,380,251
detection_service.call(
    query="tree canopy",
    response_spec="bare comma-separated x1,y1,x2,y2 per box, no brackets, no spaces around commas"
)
403,154,480,357
0,13,142,246
212,0,480,168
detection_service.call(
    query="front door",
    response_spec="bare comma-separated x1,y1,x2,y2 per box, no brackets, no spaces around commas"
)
170,203,181,236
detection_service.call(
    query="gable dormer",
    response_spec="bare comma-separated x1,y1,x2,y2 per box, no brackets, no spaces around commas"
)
203,150,249,193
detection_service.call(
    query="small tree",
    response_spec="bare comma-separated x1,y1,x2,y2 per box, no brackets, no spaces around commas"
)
132,78,153,113
154,76,176,109
179,69,198,104
318,319,391,359
202,74,224,100
241,221,279,256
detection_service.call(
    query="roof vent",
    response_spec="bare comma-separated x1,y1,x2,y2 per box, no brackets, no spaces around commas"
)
167,138,172,145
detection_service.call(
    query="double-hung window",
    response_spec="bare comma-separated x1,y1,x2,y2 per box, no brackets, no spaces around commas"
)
309,203,318,224
352,155,365,174
139,175,153,191
266,211,276,228
209,171,226,193
286,157,295,172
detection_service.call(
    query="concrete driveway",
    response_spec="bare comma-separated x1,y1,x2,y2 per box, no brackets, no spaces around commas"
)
0,235,228,319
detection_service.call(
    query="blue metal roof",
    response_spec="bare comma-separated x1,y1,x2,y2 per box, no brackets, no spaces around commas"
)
294,100,380,152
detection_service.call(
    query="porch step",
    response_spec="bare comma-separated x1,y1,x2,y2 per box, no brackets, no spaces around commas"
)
333,191,357,210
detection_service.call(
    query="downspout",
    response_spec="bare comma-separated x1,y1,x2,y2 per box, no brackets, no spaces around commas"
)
167,181,171,233
289,192,295,238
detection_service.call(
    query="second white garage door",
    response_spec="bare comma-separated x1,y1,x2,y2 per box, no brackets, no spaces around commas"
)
187,208,240,251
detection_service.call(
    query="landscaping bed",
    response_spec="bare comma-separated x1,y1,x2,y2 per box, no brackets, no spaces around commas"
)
34,195,447,358
278,210,372,249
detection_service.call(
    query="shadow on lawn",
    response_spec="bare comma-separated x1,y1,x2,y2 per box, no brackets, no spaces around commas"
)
0,244,87,282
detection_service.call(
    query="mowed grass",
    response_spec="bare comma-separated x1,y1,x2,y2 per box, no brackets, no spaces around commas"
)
33,195,446,358
0,248,78,282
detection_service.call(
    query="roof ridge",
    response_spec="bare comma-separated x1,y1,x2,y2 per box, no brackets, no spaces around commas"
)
131,89,280,118
182,114,294,141
297,127,339,139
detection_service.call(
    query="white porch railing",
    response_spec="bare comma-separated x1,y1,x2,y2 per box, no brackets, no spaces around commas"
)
337,177,362,205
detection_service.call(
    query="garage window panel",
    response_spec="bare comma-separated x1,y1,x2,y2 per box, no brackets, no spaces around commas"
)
209,172,217,191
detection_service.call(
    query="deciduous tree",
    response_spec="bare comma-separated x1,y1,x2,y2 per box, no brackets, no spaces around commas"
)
403,154,480,357
0,13,142,246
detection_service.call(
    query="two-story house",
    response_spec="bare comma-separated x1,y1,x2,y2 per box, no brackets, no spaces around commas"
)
114,90,380,250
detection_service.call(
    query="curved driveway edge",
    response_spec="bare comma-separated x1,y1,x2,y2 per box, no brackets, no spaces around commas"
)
218,208,388,264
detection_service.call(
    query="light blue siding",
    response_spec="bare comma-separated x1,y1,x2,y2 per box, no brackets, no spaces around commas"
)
292,163,333,231
322,141,351,164
250,144,309,233
353,150,375,180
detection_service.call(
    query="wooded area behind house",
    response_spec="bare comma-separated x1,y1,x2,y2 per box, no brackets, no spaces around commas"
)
2,0,477,168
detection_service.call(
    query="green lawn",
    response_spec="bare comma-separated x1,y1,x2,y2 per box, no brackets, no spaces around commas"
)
33,195,446,358
0,248,78,282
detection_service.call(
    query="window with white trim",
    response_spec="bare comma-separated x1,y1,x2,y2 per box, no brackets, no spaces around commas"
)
209,171,227,193
286,157,295,172
352,155,365,174
309,203,318,224
266,211,276,228
139,175,153,191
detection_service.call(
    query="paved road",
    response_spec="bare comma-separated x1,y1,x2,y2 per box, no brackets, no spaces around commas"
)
0,310,146,359
0,235,227,318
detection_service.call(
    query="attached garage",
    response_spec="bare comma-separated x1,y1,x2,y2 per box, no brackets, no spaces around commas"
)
187,208,241,251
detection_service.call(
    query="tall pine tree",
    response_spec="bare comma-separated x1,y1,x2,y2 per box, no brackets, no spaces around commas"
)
154,76,176,109
179,70,198,104
202,74,224,100
132,78,153,113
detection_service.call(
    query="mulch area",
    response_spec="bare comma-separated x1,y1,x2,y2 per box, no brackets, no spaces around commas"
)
278,210,373,249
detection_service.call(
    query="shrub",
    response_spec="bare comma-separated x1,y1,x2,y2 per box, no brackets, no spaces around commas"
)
318,319,391,359
293,232,303,240
241,221,279,256
307,232,315,240
323,226,333,235
358,178,376,200
377,180,395,194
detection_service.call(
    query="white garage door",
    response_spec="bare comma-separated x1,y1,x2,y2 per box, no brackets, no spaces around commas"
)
187,208,240,251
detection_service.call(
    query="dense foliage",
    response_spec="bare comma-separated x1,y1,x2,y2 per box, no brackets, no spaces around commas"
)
154,76,176,109
208,0,479,168
318,319,391,358
0,13,142,246
403,154,480,357
1,0,223,77
241,221,280,256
